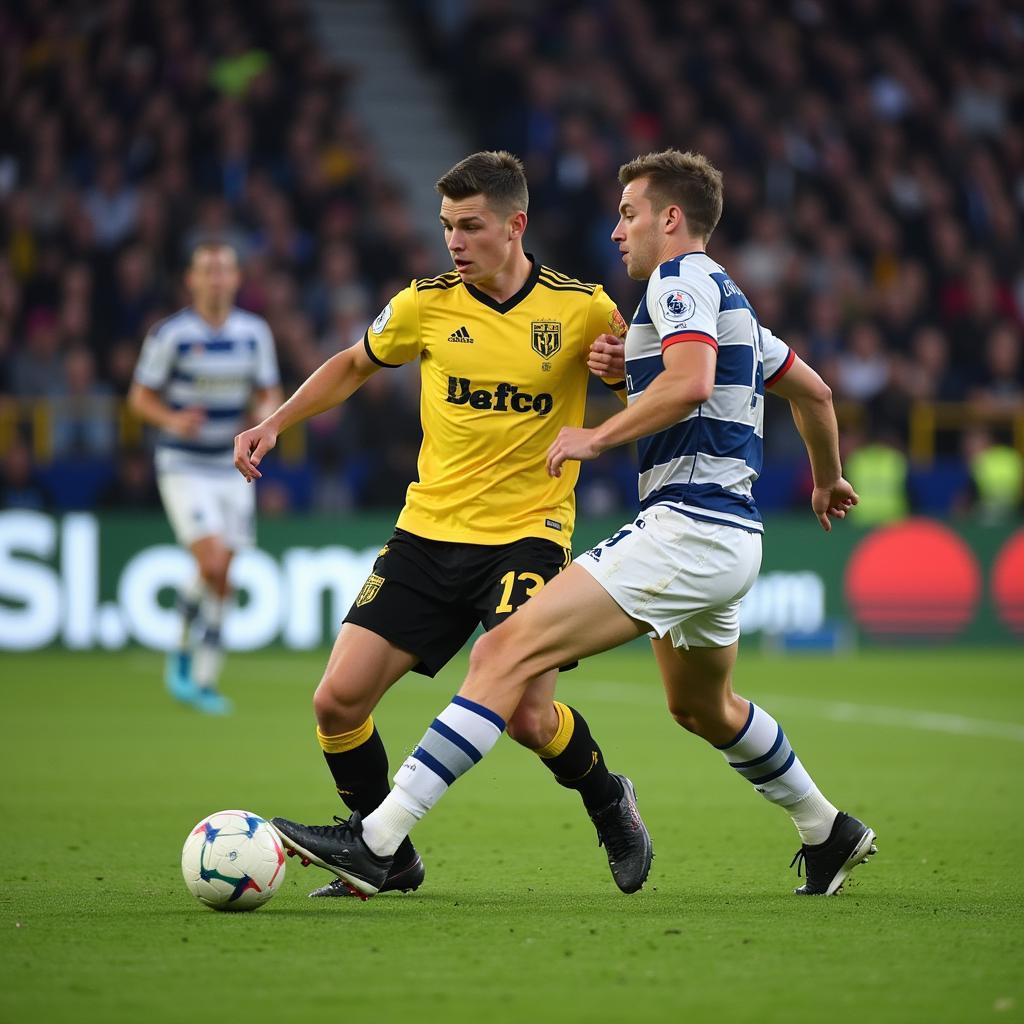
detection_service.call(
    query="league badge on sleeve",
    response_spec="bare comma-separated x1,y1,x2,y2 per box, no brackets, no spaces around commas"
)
609,308,628,338
371,302,393,335
659,289,696,324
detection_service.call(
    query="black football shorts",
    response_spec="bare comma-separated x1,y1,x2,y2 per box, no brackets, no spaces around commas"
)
343,528,573,676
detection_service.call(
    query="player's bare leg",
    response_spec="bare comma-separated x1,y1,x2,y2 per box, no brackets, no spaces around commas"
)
313,623,419,735
650,637,747,746
167,534,233,714
461,565,646,719
319,566,652,895
276,623,426,896
191,536,231,686
653,636,875,894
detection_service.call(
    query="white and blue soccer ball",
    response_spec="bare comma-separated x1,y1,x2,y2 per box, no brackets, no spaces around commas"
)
181,810,286,911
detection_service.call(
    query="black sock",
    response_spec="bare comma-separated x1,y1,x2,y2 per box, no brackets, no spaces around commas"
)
536,703,622,814
318,721,416,865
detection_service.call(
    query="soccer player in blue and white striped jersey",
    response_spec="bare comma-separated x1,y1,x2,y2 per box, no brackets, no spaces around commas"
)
272,151,876,899
129,243,282,713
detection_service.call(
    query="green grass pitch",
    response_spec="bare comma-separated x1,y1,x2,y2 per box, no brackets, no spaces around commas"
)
2,647,1022,1023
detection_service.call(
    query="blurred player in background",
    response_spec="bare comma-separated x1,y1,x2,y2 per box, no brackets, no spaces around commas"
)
293,150,877,900
236,151,653,899
129,243,282,714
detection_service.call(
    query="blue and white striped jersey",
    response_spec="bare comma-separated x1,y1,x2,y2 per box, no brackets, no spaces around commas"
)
133,307,280,473
625,252,794,532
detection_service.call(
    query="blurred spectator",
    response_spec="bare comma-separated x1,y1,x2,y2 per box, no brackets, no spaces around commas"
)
303,243,371,335
970,323,1024,412
0,439,46,510
844,428,910,526
100,245,163,344
833,322,891,404
256,478,293,518
347,373,422,507
48,347,116,459
99,448,160,510
959,428,1024,524
894,327,964,403
83,159,139,250
11,309,64,396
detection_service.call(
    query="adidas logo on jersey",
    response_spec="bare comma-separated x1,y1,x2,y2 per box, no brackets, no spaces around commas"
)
447,326,474,344
445,376,553,415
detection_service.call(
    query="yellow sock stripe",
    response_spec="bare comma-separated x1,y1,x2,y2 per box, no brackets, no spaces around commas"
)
317,717,374,754
535,701,575,759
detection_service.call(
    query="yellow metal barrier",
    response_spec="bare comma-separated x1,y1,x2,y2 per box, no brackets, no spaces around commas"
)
909,402,1024,463
1,397,1014,469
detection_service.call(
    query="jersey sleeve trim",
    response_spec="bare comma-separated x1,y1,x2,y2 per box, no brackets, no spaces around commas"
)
662,330,719,352
132,369,166,389
363,330,402,369
765,347,796,387
600,378,627,391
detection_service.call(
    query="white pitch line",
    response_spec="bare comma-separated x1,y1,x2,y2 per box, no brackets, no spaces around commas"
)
762,696,1024,744
581,681,1024,744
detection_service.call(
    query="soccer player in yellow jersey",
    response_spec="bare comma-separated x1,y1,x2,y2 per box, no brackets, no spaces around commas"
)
234,152,653,897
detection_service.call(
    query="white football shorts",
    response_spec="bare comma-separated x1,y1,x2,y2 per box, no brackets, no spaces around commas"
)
576,504,762,649
157,469,256,550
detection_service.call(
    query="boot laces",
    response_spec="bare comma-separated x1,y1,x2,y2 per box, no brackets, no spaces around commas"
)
305,815,356,839
789,848,806,878
592,801,636,861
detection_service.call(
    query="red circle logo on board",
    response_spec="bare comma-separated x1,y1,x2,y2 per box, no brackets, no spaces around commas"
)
991,529,1024,634
845,520,982,636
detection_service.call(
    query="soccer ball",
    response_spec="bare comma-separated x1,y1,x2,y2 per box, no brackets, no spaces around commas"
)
181,810,286,911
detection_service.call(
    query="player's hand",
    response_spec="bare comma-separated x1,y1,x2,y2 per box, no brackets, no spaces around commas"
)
167,407,206,439
546,427,605,478
811,477,859,532
587,333,626,380
234,422,278,482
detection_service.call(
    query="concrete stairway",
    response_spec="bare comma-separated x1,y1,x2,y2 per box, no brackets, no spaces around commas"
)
308,0,470,260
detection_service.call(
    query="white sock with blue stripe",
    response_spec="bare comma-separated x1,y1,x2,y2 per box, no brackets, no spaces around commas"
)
360,696,506,857
717,702,838,846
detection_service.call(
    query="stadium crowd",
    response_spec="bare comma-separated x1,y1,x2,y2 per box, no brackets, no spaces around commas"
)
2,0,1023,519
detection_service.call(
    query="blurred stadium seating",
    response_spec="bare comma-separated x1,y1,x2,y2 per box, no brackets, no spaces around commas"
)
1,0,1021,520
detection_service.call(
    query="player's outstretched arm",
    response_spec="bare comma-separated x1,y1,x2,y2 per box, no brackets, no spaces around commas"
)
234,341,379,482
768,355,858,532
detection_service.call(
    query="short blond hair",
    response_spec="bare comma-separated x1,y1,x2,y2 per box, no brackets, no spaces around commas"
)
618,149,724,242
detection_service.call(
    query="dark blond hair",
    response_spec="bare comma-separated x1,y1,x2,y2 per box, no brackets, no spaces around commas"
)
618,149,723,241
189,241,239,266
436,151,529,214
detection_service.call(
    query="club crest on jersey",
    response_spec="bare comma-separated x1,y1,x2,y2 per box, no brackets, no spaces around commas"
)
531,321,561,358
356,573,385,607
659,289,695,323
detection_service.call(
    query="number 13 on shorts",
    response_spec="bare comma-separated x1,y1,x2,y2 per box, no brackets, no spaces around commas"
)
495,571,546,614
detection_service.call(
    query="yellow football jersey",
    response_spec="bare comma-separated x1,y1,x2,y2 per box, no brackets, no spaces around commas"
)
363,259,627,546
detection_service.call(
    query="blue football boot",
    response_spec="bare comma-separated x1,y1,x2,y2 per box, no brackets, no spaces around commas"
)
192,686,233,715
165,650,196,703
